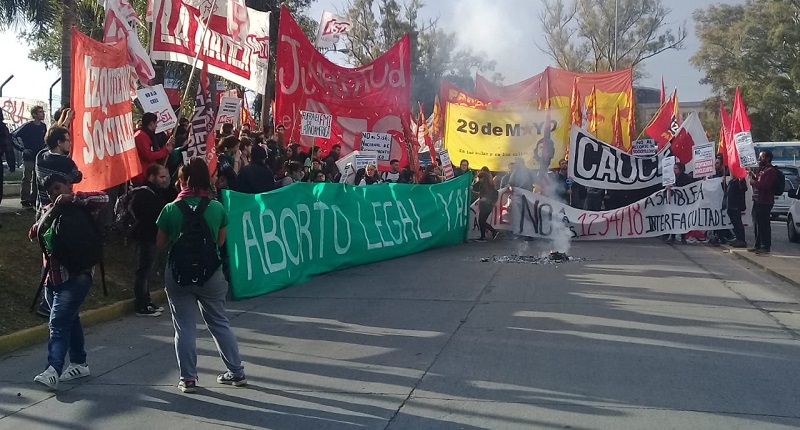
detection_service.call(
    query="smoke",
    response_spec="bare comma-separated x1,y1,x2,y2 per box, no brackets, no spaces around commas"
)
539,163,573,256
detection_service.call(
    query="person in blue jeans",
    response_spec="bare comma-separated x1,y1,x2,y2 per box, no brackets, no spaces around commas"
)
156,158,246,393
30,175,108,390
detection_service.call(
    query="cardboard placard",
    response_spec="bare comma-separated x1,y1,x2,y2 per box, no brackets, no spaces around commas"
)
662,156,676,186
360,131,392,160
136,85,177,134
300,110,332,138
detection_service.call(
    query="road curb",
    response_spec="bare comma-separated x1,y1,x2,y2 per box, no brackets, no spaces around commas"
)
0,290,167,356
723,246,800,289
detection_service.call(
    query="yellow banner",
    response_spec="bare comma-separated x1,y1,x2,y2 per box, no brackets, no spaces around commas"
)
444,103,570,171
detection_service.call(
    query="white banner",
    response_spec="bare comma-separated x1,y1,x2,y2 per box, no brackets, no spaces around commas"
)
1,97,49,131
151,0,271,94
300,110,332,138
569,126,686,190
693,142,716,177
215,97,242,130
511,180,730,240
136,85,177,134
468,188,513,239
734,131,758,167
360,131,392,160
315,11,352,50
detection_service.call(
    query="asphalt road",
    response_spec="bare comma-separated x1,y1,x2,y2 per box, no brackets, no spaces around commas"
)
1,235,800,429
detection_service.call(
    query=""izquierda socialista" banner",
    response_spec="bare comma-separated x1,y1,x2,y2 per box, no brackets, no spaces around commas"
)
221,174,472,299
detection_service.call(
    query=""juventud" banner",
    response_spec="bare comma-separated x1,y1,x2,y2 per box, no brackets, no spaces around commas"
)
511,180,730,240
222,174,472,299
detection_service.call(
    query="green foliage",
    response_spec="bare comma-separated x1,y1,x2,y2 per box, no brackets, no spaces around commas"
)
692,0,800,141
539,0,686,78
344,0,501,111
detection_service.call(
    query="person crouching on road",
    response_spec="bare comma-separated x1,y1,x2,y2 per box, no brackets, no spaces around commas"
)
156,158,246,393
30,175,109,390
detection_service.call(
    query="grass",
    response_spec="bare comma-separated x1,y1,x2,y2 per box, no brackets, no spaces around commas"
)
0,210,165,337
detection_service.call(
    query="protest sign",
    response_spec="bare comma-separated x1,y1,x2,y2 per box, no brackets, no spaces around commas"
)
631,139,657,156
355,153,378,170
734,131,758,167
215,97,242,131
692,142,716,177
221,174,472,299
569,126,684,190
444,103,569,171
300,110,332,139
360,132,392,160
70,29,142,192
511,180,729,241
468,187,512,239
136,85,177,134
438,149,455,179
662,156,676,187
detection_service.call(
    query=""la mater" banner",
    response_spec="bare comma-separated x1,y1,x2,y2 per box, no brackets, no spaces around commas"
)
444,103,570,171
511,179,730,240
275,6,411,170
70,29,142,192
222,174,472,299
151,0,271,93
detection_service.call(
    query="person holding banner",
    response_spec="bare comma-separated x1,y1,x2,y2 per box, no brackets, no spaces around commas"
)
665,162,694,245
474,171,500,241
748,150,778,254
355,164,382,186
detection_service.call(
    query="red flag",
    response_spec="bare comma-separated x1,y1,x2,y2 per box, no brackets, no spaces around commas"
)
669,112,706,165
732,86,752,132
417,102,437,166
569,78,582,127
645,89,679,149
402,112,420,181
726,88,750,179
612,105,624,150
660,76,666,106
587,85,598,135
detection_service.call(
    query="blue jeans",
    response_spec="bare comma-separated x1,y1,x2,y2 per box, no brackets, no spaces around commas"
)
46,272,91,374
165,268,244,381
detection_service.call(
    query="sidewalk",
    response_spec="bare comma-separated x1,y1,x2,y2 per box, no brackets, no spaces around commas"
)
721,220,800,290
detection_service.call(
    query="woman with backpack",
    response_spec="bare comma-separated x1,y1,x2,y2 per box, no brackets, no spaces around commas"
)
474,171,499,241
155,158,246,393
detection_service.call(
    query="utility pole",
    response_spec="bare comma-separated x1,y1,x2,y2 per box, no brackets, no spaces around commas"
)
613,0,619,70
261,0,279,130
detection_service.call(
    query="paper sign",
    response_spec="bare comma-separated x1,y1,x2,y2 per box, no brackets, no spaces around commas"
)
136,85,177,134
692,142,716,177
300,110,332,139
734,131,758,167
215,97,242,131
438,149,455,179
360,132,392,160
631,139,657,157
355,153,378,171
662,156,676,186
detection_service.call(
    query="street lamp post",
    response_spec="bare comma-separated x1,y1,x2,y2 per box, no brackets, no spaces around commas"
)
613,0,619,70
0,75,13,97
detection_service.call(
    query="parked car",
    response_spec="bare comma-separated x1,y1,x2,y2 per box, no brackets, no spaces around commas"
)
776,164,800,189
788,184,800,243
771,179,794,218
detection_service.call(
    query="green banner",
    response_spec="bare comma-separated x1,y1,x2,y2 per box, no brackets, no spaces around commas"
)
221,174,472,299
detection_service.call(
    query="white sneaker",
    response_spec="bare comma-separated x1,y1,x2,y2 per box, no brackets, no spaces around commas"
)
60,363,90,382
34,366,59,390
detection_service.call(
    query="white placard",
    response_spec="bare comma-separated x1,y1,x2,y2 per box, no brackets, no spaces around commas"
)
215,97,242,131
662,156,676,187
692,142,716,177
438,149,455,179
360,132,392,160
300,110,332,138
355,153,378,170
136,85,177,134
631,139,658,157
734,131,758,167
315,11,353,50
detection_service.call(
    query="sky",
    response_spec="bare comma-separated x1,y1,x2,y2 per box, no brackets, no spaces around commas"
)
0,0,743,107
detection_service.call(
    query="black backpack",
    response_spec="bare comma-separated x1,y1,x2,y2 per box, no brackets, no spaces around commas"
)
772,167,786,196
114,185,154,238
168,198,221,286
31,203,107,311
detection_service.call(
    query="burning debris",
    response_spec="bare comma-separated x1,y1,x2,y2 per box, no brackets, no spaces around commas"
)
481,251,586,265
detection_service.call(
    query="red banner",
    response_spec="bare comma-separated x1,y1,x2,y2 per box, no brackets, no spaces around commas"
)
275,6,411,170
70,29,142,192
441,80,490,110
151,0,271,93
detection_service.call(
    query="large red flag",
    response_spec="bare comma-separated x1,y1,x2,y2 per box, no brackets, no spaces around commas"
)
721,102,746,178
645,89,679,149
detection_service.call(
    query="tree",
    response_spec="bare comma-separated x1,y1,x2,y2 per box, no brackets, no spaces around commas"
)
538,0,686,77
344,0,501,111
692,1,800,141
